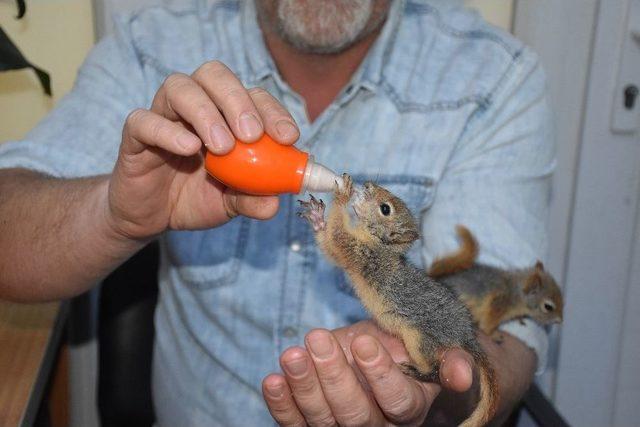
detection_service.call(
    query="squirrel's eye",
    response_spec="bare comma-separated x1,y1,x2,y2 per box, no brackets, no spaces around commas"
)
380,203,391,216
542,301,555,313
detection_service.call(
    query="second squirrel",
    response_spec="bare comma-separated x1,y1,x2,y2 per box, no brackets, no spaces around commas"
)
429,225,564,341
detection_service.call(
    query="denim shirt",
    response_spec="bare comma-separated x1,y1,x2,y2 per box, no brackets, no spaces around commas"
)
0,1,555,425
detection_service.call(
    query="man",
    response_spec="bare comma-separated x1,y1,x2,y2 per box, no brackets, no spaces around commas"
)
0,0,552,425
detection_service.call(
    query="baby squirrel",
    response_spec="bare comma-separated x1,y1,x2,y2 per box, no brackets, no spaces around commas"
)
298,175,497,427
428,226,564,341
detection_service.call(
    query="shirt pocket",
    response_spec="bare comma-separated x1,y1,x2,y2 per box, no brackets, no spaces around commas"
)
163,217,250,290
332,174,436,297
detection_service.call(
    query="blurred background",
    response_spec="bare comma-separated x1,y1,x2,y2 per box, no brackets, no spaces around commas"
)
1,1,638,426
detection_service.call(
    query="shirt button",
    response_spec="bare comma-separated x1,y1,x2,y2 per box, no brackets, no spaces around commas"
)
283,327,298,338
290,241,302,252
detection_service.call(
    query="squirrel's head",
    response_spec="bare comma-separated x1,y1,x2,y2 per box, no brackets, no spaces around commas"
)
521,261,564,325
351,181,420,252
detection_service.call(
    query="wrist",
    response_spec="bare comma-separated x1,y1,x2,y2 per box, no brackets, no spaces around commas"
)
95,176,150,249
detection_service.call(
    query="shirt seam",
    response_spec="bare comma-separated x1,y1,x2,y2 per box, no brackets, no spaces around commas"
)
379,78,492,113
405,1,520,58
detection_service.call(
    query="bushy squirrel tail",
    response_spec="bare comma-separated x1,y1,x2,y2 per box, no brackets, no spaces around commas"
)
428,225,479,277
459,353,499,427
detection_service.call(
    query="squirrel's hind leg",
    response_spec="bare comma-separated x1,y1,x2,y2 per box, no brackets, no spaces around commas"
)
397,326,441,384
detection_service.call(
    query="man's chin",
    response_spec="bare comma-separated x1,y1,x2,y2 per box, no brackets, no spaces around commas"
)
271,0,377,55
279,34,365,55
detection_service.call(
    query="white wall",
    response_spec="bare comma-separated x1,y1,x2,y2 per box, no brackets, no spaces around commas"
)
0,1,95,142
517,0,640,426
514,0,599,397
552,0,640,424
464,0,513,30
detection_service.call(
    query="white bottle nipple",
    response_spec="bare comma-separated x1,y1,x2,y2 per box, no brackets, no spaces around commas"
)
301,157,343,193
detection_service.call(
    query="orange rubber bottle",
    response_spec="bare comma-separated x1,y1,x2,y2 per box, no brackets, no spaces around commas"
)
204,134,341,196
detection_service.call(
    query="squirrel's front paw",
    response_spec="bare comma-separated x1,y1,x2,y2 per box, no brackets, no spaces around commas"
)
297,195,326,232
334,173,353,205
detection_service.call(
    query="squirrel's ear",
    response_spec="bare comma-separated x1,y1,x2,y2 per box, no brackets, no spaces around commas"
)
524,272,542,295
535,260,545,271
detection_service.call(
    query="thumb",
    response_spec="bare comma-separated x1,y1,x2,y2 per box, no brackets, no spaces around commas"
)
439,348,474,392
221,189,280,220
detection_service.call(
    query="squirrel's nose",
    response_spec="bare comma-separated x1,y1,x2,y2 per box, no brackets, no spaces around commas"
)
364,182,373,190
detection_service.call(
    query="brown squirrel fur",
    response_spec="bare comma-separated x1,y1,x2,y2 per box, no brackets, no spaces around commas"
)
298,175,497,427
429,225,564,340
429,225,480,277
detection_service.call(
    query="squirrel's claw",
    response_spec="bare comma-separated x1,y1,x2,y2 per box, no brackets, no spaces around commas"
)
334,173,353,204
297,195,326,232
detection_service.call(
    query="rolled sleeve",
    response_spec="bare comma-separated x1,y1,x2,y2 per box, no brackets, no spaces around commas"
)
421,49,555,374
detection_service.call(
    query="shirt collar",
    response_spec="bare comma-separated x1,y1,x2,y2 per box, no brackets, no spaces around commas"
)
240,0,406,91
358,0,405,91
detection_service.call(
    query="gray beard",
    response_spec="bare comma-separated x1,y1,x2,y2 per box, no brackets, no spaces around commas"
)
274,0,375,54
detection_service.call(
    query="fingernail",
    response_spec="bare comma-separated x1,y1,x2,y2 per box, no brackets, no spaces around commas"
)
176,133,200,151
275,120,299,140
353,336,379,362
238,112,263,140
267,383,284,398
210,124,234,152
307,331,334,360
284,357,308,377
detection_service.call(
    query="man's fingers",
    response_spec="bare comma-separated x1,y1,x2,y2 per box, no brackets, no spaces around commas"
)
262,374,307,427
123,109,201,157
221,190,279,220
192,61,264,143
351,334,437,425
305,329,383,426
279,347,336,426
152,73,235,154
248,87,299,145
439,349,474,393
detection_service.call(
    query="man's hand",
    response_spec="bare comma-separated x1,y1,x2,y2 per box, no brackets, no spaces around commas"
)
262,321,536,426
0,61,301,302
426,332,536,426
107,61,300,240
262,320,477,426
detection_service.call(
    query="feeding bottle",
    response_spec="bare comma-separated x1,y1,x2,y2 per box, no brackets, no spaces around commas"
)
204,134,341,196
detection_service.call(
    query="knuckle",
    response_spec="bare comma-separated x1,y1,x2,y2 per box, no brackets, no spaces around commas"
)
193,102,216,120
261,102,287,119
163,72,190,91
310,413,337,427
317,366,346,389
247,86,269,97
382,395,419,423
339,409,372,427
291,379,318,396
125,108,147,128
197,60,229,78
223,86,249,101
247,88,284,113
271,408,303,427
146,117,167,141
364,361,393,383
